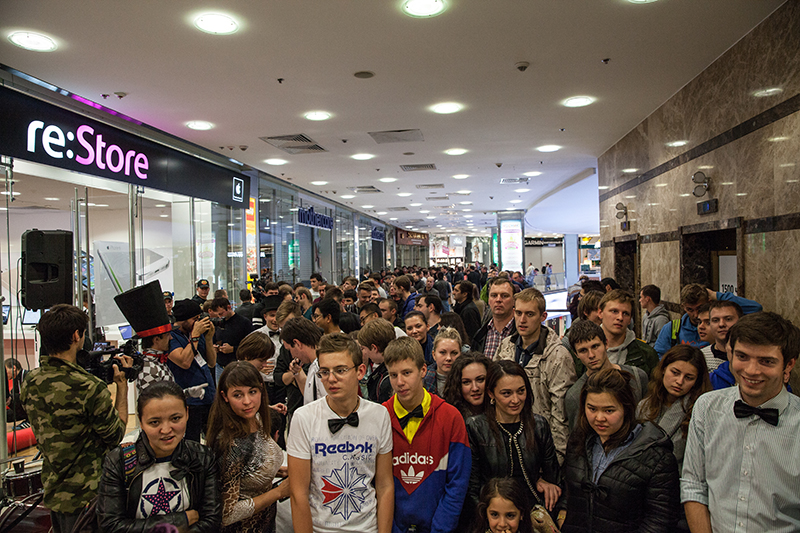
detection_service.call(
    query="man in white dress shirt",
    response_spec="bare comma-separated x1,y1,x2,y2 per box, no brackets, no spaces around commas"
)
682,311,800,533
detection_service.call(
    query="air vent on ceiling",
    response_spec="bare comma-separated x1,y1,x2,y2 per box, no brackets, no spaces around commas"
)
259,133,328,154
347,185,383,194
386,206,409,212
499,177,530,184
400,164,437,172
426,196,449,201
435,205,456,209
416,183,444,189
368,129,424,144
406,219,425,224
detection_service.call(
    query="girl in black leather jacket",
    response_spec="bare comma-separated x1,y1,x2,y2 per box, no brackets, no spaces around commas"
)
98,381,222,533
560,368,679,533
466,361,562,519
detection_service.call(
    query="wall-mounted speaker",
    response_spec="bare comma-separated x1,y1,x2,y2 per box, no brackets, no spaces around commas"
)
21,229,73,310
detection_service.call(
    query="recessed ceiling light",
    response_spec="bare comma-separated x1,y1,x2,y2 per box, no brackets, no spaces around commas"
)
410,202,422,207
622,168,638,173
351,153,375,160
452,174,469,180
464,215,473,218
44,197,60,201
627,0,658,3
420,210,430,213
721,182,734,186
445,148,467,156
8,31,58,52
598,186,609,190
698,165,714,170
377,211,387,215
405,225,414,229
506,207,517,211
563,96,595,108
536,145,561,152
753,87,783,97
310,181,328,186
655,183,668,187
398,192,412,197
679,193,691,197
361,205,374,209
155,204,167,207
459,201,472,205
159,214,169,218
515,188,530,193
265,158,288,165
194,13,239,35
426,216,436,219
780,163,796,168
510,200,522,204
462,208,472,212
341,194,355,199
523,171,542,177
736,193,748,196
436,225,443,228
390,217,398,221
304,111,331,121
430,102,462,114
379,177,397,183
768,136,789,142
666,140,688,147
402,0,447,18
186,121,214,130
456,190,471,194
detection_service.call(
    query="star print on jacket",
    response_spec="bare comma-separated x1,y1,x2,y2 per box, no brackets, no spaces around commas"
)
321,464,369,520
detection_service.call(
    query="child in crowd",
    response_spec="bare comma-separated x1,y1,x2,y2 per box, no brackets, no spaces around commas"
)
472,477,534,533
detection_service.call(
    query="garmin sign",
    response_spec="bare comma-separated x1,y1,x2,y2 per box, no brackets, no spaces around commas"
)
0,85,249,209
297,206,334,230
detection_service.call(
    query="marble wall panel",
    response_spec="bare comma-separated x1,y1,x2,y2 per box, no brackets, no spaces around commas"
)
640,240,680,303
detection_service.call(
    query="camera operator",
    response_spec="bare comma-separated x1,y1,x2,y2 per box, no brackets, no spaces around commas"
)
208,296,254,380
21,304,132,533
168,299,217,442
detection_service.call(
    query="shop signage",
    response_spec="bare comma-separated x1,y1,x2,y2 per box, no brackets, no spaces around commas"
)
0,85,249,208
371,227,385,241
396,229,429,246
297,206,333,230
524,237,562,246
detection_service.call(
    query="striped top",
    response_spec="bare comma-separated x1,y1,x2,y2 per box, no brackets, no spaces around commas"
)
681,386,800,532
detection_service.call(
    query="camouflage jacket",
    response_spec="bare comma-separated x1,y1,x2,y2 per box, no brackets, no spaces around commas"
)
21,355,126,513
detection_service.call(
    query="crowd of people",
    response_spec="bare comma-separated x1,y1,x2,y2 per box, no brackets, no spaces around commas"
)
14,263,800,533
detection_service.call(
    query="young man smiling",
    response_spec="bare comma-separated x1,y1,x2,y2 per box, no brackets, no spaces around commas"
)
287,333,394,533
682,312,800,533
564,320,648,431
382,337,470,533
598,290,658,378
495,288,576,462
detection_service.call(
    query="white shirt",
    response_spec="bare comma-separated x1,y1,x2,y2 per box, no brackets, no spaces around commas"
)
303,359,326,404
136,459,190,519
681,386,800,532
287,397,393,533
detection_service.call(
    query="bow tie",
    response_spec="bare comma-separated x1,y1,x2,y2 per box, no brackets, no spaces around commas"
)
269,330,281,337
398,405,425,429
328,412,359,434
734,400,779,426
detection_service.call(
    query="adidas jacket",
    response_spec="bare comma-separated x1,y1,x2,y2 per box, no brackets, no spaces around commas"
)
383,393,471,533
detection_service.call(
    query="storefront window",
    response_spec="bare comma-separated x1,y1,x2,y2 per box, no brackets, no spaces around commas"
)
335,209,355,282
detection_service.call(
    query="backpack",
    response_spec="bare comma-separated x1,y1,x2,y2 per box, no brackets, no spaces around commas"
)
668,318,681,348
71,441,138,533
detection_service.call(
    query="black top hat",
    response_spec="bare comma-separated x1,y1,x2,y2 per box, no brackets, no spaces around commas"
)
114,281,172,338
260,295,283,314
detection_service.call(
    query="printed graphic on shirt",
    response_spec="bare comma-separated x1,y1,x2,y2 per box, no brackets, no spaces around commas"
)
321,464,369,520
140,477,182,516
400,464,424,485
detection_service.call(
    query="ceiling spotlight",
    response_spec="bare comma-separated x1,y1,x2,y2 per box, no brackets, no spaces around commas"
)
8,31,58,52
510,200,522,204
410,202,422,207
340,194,355,199
515,188,530,193
563,96,595,108
523,171,542,177
44,197,60,201
666,140,689,147
627,0,658,3
456,190,471,194
402,0,447,18
194,13,239,35
310,181,328,186
622,168,638,173
304,111,331,121
459,201,472,205
379,177,397,183
536,145,561,152
445,148,468,156
753,87,783,98
398,192,412,197
377,211,387,215
430,102,462,114
351,153,375,160
362,205,374,209
420,210,430,213
265,158,288,165
390,217,398,221
452,174,469,180
186,121,214,130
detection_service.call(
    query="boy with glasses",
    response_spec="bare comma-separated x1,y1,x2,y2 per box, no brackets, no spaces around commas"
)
288,333,394,533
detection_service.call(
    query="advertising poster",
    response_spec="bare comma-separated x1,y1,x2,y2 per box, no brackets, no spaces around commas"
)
246,197,257,275
500,220,523,273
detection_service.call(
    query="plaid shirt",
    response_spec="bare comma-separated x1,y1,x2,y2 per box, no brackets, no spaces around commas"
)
483,318,515,359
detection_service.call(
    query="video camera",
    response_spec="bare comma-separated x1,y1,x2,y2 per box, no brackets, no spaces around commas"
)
77,339,144,384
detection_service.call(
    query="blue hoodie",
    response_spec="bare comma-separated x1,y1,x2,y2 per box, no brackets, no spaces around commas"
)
653,292,762,358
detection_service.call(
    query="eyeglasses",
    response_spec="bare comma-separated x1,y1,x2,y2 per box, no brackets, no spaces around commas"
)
360,312,376,324
317,366,356,379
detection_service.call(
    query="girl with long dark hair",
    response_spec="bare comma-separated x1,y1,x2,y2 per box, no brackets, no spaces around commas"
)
443,352,493,419
560,368,679,532
206,362,289,533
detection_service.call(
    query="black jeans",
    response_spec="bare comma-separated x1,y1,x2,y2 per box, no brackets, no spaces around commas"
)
186,403,211,442
50,510,81,533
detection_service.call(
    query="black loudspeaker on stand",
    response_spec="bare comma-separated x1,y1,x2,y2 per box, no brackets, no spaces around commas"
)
21,229,73,310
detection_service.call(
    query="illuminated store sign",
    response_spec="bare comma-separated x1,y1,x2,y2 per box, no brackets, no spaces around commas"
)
500,220,523,273
371,227,385,241
0,85,248,208
297,206,334,230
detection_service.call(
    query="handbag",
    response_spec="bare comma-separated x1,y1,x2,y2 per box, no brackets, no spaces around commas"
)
498,421,562,533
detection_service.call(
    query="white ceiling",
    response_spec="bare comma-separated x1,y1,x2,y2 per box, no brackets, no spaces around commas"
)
0,0,784,237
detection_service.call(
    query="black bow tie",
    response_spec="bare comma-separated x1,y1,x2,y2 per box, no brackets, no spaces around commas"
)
734,400,779,426
398,405,425,429
328,412,359,434
269,330,281,337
